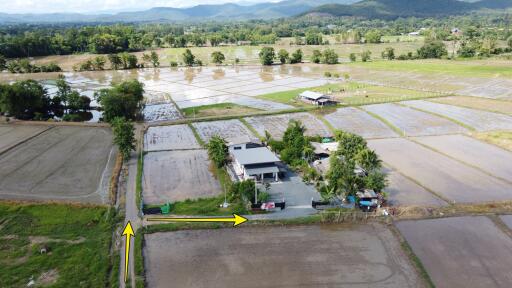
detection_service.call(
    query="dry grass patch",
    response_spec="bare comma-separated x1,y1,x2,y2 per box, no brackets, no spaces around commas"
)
472,131,512,151
431,96,512,115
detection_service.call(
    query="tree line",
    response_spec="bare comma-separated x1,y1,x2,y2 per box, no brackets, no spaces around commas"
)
0,77,91,121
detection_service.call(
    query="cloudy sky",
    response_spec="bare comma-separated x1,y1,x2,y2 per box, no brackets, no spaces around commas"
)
1,0,279,14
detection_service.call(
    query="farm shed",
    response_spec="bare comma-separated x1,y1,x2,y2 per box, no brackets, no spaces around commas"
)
299,91,335,106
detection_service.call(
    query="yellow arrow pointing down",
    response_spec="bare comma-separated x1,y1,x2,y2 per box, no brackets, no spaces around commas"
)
146,214,248,227
122,222,134,283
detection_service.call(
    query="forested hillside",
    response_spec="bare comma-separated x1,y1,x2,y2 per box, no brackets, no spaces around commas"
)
305,0,512,19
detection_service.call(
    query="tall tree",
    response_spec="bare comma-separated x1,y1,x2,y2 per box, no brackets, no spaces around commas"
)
95,79,145,122
0,80,49,119
206,135,228,168
111,117,136,161
278,49,289,64
211,51,225,65
108,54,122,70
290,49,303,64
150,51,160,67
259,47,275,66
182,49,196,66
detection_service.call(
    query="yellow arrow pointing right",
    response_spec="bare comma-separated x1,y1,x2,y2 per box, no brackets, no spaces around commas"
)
146,214,248,227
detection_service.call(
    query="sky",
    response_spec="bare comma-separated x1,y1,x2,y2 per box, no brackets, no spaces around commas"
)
0,0,280,14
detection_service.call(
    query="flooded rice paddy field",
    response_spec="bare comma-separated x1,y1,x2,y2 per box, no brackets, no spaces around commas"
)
411,134,512,181
397,216,512,288
144,224,424,288
383,167,448,207
402,100,512,131
144,125,201,152
368,138,512,203
142,150,221,204
324,107,399,139
0,126,114,204
192,119,256,144
1,65,333,121
363,103,468,136
244,112,331,139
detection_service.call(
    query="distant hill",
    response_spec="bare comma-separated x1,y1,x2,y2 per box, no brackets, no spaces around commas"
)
0,0,359,24
303,0,512,19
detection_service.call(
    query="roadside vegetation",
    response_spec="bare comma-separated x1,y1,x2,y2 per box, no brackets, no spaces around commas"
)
0,202,119,287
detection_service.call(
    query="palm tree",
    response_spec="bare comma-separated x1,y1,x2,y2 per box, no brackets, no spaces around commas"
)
355,149,382,172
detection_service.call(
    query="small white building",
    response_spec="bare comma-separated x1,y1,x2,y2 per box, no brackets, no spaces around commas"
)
299,91,335,106
231,147,281,182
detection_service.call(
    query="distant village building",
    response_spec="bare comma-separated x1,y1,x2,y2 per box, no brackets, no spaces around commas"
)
237,40,252,46
231,147,282,182
299,91,335,106
451,28,462,36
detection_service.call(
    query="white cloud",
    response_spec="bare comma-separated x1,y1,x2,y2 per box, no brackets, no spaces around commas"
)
0,0,276,14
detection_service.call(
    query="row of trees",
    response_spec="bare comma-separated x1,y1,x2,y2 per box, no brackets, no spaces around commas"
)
259,47,303,65
73,51,160,72
0,57,62,74
0,77,91,121
0,24,279,58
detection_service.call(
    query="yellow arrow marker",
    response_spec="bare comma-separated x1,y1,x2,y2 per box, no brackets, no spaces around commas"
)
146,214,248,227
122,221,135,283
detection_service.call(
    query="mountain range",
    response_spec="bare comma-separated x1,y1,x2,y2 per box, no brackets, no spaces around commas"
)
0,0,509,23
305,0,512,19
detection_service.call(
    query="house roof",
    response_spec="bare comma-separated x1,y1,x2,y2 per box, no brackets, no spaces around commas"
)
231,147,280,166
299,91,327,100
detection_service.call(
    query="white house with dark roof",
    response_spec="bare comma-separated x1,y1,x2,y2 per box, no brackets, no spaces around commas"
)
231,147,281,182
299,91,335,106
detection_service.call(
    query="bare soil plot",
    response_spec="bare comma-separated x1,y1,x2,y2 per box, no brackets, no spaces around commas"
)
142,150,221,204
500,215,512,230
396,216,512,288
245,112,331,139
0,125,50,153
144,125,201,152
368,138,512,203
431,96,512,115
324,107,398,139
0,126,114,203
413,134,512,181
144,224,423,288
192,119,256,143
403,100,512,131
363,103,467,136
143,103,181,122
383,167,447,207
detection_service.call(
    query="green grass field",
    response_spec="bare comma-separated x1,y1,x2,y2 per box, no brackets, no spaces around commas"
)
0,203,117,288
256,83,341,107
351,59,512,78
257,81,444,107
181,103,261,118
